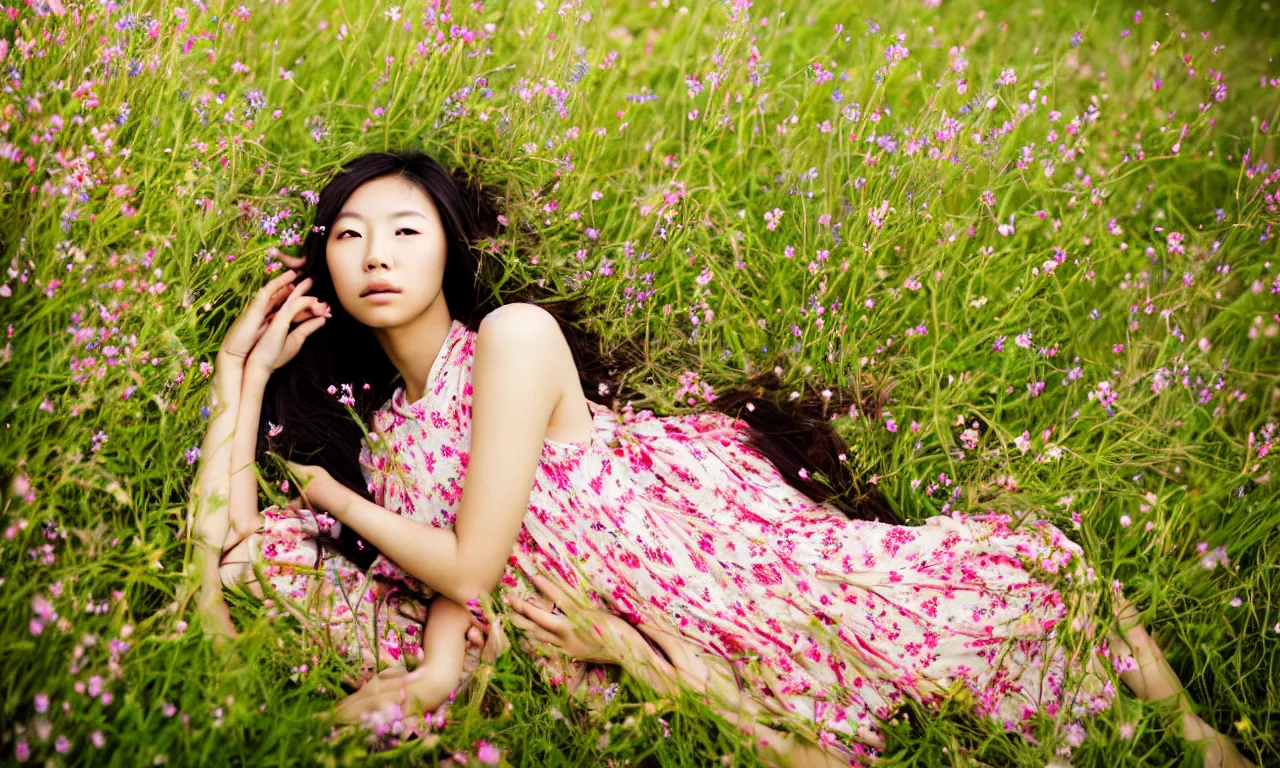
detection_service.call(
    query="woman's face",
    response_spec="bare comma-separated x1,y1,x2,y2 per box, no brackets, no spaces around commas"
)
325,175,448,329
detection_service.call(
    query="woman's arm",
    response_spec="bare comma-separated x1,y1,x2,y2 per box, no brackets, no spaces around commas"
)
188,268,299,554
315,307,568,607
417,596,479,696
185,268,324,636
224,363,271,549
187,351,246,634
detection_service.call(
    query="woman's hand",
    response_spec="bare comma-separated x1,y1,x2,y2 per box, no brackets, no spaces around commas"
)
283,461,352,519
244,274,331,375
334,627,486,725
508,573,644,665
218,268,304,364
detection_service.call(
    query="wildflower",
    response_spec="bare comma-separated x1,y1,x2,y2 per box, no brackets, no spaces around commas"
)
883,43,909,64
1199,545,1229,570
1092,381,1119,412
475,741,501,765
867,200,890,228
1064,720,1086,746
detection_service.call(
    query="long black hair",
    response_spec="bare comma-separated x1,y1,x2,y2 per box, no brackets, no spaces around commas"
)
258,149,899,569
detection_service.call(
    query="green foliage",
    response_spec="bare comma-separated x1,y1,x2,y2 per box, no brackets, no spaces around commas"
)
1,0,1277,765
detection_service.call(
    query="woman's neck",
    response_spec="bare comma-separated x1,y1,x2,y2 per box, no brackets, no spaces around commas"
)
373,303,454,403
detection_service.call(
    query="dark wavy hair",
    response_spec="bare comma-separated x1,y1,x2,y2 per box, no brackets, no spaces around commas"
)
258,149,899,569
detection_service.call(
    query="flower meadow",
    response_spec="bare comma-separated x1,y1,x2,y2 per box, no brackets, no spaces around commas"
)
2,0,1279,765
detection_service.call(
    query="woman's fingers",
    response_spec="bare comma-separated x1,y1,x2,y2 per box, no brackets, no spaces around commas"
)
247,272,298,323
266,280,323,324
508,612,559,645
264,281,296,316
261,281,318,341
222,270,299,358
262,295,327,330
254,269,297,306
268,247,307,270
524,593,554,611
510,596,564,631
286,275,315,302
279,316,327,364
528,573,579,610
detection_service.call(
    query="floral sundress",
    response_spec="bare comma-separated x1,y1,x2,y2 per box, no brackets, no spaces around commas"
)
253,317,1116,761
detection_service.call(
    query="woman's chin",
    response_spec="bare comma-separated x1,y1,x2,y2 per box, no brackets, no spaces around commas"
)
352,308,410,329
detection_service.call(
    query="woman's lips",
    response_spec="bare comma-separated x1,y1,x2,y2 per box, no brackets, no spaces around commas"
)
362,290,399,304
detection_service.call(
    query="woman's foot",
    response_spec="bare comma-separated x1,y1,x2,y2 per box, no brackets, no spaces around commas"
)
1183,712,1253,768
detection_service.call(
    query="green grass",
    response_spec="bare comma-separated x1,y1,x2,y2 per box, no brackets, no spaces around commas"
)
2,0,1279,765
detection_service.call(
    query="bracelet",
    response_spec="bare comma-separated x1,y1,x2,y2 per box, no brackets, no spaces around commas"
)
221,349,249,361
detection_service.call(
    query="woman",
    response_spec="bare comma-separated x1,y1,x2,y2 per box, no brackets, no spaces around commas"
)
188,149,1250,767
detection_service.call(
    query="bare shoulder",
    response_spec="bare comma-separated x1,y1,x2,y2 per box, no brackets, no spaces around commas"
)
475,303,590,442
474,303,571,394
478,301,559,333
476,302,565,356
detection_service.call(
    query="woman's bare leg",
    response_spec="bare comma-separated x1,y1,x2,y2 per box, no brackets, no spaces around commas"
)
1110,599,1252,768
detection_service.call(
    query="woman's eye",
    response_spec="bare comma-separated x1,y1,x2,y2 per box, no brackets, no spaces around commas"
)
336,229,416,239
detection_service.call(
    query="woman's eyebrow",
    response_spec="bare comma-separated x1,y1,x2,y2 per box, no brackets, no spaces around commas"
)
334,210,428,222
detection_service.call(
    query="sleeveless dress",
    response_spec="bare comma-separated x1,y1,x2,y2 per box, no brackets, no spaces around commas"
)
252,317,1116,760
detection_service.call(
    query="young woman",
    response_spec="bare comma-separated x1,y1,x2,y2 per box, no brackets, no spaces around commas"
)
187,149,1251,767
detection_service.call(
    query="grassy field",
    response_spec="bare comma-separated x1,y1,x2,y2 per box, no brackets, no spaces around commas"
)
2,0,1279,765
